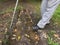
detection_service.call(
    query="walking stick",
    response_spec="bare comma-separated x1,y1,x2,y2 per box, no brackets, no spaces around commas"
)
2,0,19,45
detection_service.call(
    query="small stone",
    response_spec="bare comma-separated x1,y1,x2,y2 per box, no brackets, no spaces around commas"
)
54,34,59,38
35,35,39,41
35,41,38,44
14,29,17,32
17,36,21,40
25,34,30,38
5,28,8,32
11,37,16,40
58,37,60,40
0,40,2,43
13,34,16,37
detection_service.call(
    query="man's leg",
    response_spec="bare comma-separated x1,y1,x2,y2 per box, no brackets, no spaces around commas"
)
37,0,60,28
41,0,50,23
40,0,48,17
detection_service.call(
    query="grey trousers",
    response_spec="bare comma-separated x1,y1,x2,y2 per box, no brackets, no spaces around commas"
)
37,0,60,28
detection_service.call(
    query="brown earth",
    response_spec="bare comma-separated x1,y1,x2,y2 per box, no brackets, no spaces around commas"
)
0,1,60,45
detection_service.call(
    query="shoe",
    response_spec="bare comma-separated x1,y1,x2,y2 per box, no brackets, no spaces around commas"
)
32,25,42,32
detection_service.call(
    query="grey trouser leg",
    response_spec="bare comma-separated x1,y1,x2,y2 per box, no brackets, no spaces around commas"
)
37,0,60,28
41,0,48,16
41,0,50,23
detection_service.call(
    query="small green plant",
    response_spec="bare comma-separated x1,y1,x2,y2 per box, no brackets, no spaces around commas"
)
52,5,60,23
47,31,59,45
47,36,59,45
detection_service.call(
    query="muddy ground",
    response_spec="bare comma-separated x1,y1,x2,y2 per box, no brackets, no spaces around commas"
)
0,1,60,45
